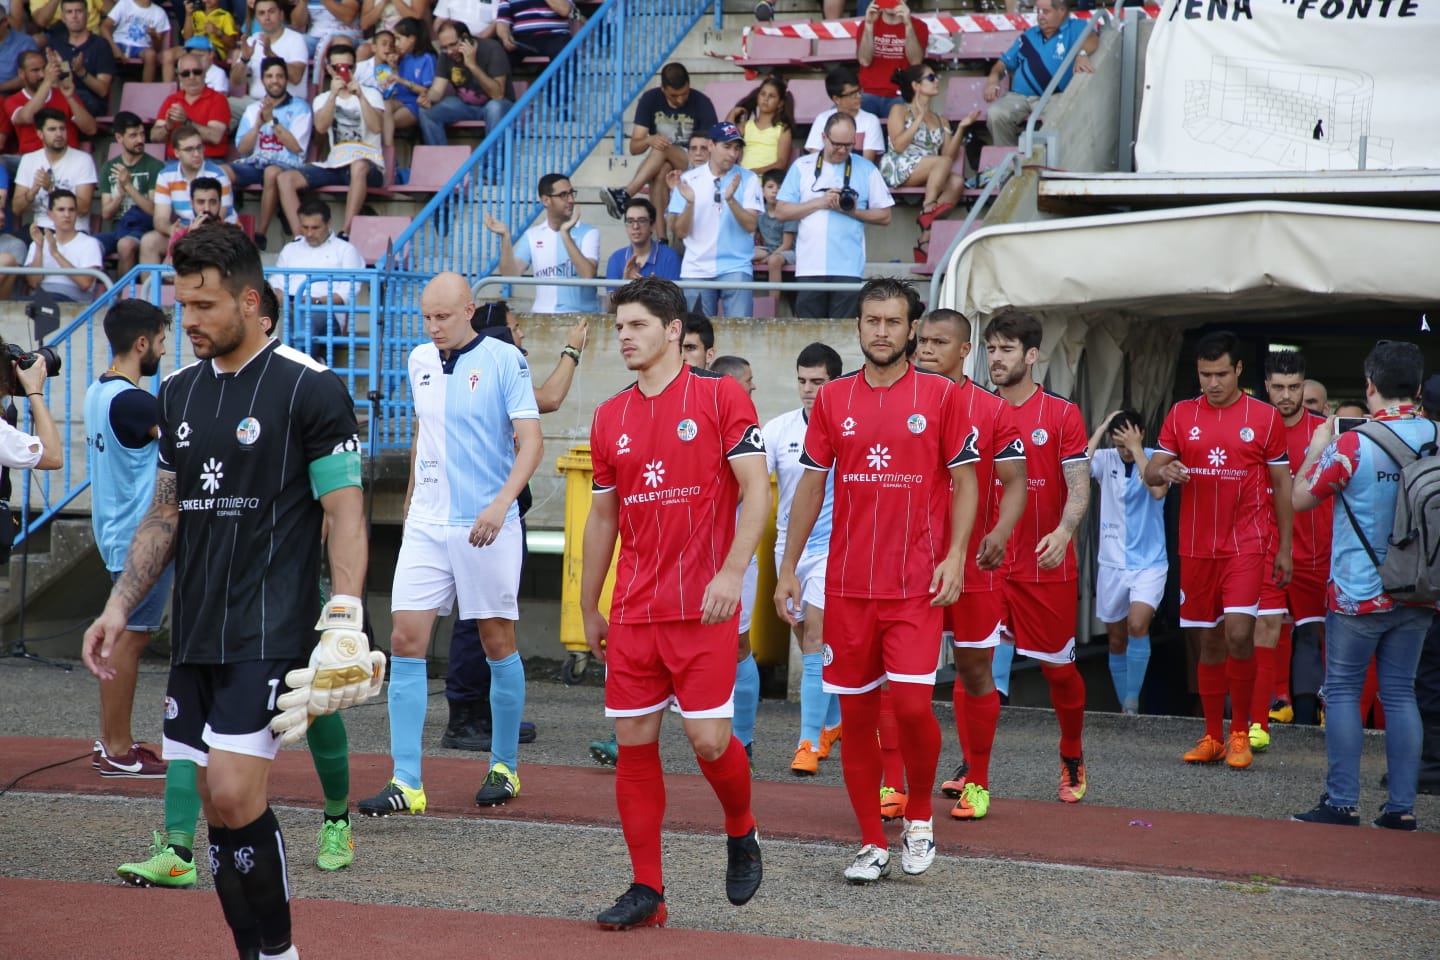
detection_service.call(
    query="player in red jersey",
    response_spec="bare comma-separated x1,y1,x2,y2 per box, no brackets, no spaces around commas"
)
581,278,770,929
916,308,1027,821
1146,331,1293,770
986,309,1092,803
1253,350,1333,748
776,277,979,884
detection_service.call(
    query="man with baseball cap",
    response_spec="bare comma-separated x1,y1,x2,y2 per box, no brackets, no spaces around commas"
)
667,120,764,318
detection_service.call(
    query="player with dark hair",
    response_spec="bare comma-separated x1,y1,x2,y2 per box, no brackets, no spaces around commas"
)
778,277,979,882
83,223,374,960
986,308,1092,803
583,276,768,928
916,307,1026,820
1147,331,1292,770
682,310,716,369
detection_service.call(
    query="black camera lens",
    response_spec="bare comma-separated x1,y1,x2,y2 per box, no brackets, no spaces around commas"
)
6,343,62,378
838,188,858,212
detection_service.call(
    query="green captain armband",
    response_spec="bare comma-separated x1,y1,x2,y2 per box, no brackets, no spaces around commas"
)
309,448,363,498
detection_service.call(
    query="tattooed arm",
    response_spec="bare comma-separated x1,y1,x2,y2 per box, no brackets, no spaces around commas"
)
1035,458,1091,570
82,469,179,679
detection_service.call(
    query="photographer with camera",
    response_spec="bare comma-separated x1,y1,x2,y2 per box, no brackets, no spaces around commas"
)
0,337,63,475
774,112,893,320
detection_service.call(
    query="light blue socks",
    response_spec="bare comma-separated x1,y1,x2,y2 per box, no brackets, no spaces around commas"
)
488,652,526,772
388,656,427,789
733,653,760,747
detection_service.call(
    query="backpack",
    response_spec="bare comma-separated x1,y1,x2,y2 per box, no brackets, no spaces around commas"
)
1338,419,1440,603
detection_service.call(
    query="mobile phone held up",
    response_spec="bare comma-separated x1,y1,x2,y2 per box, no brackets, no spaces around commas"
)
1335,417,1368,434
335,63,352,82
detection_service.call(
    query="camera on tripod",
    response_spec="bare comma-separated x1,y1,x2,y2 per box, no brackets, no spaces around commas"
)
5,343,62,378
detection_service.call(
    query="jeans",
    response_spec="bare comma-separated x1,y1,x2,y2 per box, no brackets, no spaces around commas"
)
1323,605,1429,812
695,270,755,319
419,95,514,146
860,94,903,123
794,275,860,320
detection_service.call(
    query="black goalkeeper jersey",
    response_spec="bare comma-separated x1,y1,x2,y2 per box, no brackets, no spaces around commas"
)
158,340,360,665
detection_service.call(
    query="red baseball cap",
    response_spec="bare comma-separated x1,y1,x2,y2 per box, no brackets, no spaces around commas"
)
873,0,903,9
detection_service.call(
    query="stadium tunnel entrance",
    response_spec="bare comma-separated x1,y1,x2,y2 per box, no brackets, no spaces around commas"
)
932,199,1440,716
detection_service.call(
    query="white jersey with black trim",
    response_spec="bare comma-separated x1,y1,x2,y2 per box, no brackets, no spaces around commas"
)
763,406,833,561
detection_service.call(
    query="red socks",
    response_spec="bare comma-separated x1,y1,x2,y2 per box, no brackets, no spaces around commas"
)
1251,646,1276,733
616,742,666,892
1040,662,1086,758
877,687,905,793
695,736,755,838
951,683,970,760
887,681,940,822
838,689,886,848
964,689,1000,788
1227,655,1256,734
1197,661,1227,742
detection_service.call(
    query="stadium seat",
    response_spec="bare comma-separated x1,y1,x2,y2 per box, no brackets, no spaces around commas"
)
962,145,1019,199
942,76,1005,123
912,217,980,277
348,216,412,266
787,78,830,124
703,79,761,122
402,145,472,195
813,37,856,61
743,34,811,66
111,82,177,124
956,30,1019,61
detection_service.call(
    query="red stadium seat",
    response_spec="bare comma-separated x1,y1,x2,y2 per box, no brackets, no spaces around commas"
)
115,82,178,124
402,145,472,195
942,75,1006,123
956,30,1019,61
348,216,412,266
703,79,762,122
744,33,811,66
787,78,831,125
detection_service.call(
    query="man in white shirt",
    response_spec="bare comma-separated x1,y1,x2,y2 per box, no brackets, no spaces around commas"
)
228,0,309,119
484,172,600,314
272,199,366,342
13,107,97,231
433,0,500,38
803,66,883,163
275,42,384,239
667,121,763,319
775,113,893,319
22,188,103,301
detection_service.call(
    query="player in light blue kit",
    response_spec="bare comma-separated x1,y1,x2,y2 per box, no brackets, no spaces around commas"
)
762,343,844,774
361,271,543,815
1086,410,1169,715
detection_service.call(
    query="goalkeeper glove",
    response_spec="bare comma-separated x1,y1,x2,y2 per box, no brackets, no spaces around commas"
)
270,595,386,745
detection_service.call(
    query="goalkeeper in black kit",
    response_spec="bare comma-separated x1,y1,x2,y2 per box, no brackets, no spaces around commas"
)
83,222,380,960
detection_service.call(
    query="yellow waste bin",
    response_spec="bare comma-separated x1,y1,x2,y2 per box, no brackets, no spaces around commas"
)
556,445,790,682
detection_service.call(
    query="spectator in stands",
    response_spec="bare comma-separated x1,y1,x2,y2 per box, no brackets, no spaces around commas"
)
161,174,226,255
19,188,102,301
13,108,96,230
383,16,442,134
0,164,28,276
804,66,882,163
752,168,794,299
229,0,309,120
152,51,233,159
226,56,313,249
726,75,794,176
98,111,164,276
0,50,97,156
0,4,40,97
102,0,171,82
485,171,599,314
857,0,926,119
355,26,397,95
604,196,680,291
434,0,498,39
600,62,716,243
775,112,893,319
984,0,1096,147
495,0,571,70
180,37,234,93
45,0,114,118
139,123,237,265
292,0,361,58
276,42,386,240
359,0,431,41
421,18,513,144
668,121,763,319
272,198,366,338
881,63,977,261
165,0,238,81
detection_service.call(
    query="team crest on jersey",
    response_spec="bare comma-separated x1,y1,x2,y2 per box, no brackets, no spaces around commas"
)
1239,427,1255,442
1031,428,1049,446
821,643,834,666
677,419,698,442
235,417,261,446
1188,425,1201,441
907,413,927,435
468,372,480,392
176,421,193,448
164,696,179,720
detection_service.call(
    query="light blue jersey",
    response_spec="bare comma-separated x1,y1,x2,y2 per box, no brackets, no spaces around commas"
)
407,336,540,526
1091,446,1167,571
83,376,159,572
777,151,894,278
763,407,834,560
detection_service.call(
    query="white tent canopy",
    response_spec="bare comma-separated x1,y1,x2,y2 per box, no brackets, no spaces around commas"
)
938,200,1440,425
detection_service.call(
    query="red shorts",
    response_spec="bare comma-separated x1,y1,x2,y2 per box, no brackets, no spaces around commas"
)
1259,564,1328,625
1179,554,1263,627
1003,580,1078,664
603,617,738,719
944,588,1006,648
822,594,943,693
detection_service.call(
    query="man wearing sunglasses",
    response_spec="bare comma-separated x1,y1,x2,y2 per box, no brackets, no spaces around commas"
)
486,172,600,313
667,121,763,319
152,51,232,159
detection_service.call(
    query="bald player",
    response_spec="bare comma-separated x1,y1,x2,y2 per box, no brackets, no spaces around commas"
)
1303,379,1328,415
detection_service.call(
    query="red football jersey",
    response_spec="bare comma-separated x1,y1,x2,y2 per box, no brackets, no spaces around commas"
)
1157,394,1287,558
590,364,765,624
1002,387,1089,583
954,377,1026,592
801,363,978,600
1287,411,1333,569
